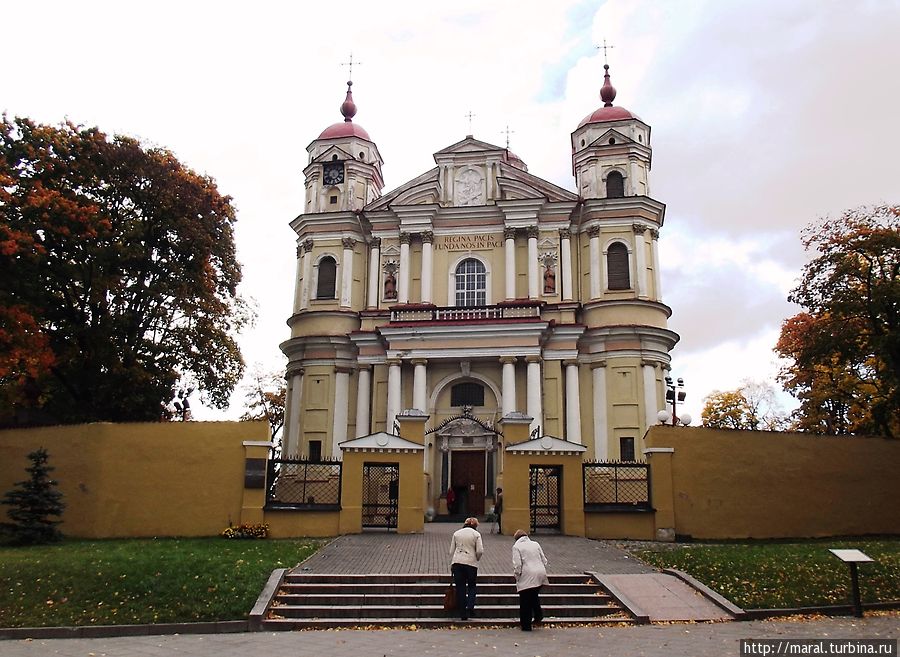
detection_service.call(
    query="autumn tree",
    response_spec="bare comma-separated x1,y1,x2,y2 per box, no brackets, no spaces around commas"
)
240,367,286,448
701,380,787,431
0,117,247,425
775,205,899,437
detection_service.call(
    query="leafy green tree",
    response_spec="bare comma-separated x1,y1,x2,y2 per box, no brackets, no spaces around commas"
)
776,205,899,437
1,448,65,544
701,380,787,430
0,116,248,424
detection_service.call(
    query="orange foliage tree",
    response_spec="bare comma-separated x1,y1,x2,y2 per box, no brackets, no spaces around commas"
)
0,116,247,425
775,205,899,437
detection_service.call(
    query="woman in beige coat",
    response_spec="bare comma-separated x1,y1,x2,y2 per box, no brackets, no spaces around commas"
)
512,529,549,631
450,517,484,620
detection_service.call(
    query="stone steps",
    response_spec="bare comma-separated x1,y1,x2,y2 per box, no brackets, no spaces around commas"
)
259,572,634,630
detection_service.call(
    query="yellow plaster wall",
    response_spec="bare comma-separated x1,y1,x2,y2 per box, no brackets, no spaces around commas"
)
0,421,269,538
502,452,586,537
585,512,655,540
645,426,900,539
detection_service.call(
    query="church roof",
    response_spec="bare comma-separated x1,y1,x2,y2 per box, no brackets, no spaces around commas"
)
577,64,642,128
316,80,373,142
339,432,424,452
505,434,588,455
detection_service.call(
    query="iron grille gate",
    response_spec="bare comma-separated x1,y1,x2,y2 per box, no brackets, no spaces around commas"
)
362,463,399,529
529,465,562,533
582,461,651,511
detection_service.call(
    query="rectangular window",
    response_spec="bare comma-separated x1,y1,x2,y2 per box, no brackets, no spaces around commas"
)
329,195,338,204
619,437,635,462
451,382,485,407
308,440,322,462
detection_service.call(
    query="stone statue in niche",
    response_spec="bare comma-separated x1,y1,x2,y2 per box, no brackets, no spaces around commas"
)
455,168,485,206
544,264,556,294
384,271,397,299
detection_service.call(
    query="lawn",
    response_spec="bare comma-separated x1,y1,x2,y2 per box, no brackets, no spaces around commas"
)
633,538,900,610
0,537,324,628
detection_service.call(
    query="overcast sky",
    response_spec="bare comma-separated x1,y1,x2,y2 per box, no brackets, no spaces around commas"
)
4,0,898,423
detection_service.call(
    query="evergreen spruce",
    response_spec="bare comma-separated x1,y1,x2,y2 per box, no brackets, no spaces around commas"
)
1,448,65,544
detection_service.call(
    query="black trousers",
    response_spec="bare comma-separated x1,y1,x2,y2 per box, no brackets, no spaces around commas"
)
451,563,478,618
518,586,543,630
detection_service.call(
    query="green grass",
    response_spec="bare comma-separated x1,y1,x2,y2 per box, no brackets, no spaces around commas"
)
0,537,324,628
634,538,900,610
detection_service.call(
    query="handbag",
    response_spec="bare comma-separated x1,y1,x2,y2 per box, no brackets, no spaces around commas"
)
443,584,457,611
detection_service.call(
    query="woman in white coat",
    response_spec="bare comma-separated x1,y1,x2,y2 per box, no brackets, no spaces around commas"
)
511,529,549,631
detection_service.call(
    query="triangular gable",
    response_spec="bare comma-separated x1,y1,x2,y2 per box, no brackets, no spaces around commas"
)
366,167,440,211
435,136,506,155
587,128,635,149
311,144,355,164
339,432,424,452
505,435,587,455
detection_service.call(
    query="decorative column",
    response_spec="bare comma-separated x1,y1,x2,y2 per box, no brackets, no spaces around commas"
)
633,226,648,298
332,366,351,459
589,225,601,298
629,159,640,196
527,226,539,299
284,368,303,456
412,359,428,413
386,359,402,432
292,244,304,313
367,238,381,308
398,233,411,304
559,228,574,301
650,228,662,300
564,360,582,444
526,356,543,436
299,239,314,309
591,362,608,460
355,366,372,438
420,232,434,304
340,237,355,308
642,361,658,432
500,356,517,417
504,227,517,299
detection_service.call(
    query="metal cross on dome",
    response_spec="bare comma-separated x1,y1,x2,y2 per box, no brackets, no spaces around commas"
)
596,38,615,65
465,111,476,135
501,125,515,148
341,53,362,82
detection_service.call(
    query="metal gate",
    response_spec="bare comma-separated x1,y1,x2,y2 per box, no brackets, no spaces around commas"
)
362,463,399,529
529,465,562,533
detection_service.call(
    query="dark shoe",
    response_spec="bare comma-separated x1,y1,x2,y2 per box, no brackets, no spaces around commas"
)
461,614,468,621
534,615,543,624
521,626,532,631
467,608,476,618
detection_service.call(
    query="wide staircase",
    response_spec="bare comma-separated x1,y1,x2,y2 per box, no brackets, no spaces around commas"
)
260,572,634,629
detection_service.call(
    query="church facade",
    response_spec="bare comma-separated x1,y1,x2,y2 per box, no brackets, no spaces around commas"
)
280,65,679,517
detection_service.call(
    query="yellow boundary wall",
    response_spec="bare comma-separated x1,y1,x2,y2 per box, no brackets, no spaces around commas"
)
645,426,900,539
0,422,268,538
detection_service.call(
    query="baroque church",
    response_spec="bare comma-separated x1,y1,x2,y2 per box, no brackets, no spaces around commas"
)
280,64,679,518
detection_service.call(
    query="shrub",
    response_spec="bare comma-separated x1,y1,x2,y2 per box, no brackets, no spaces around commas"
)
1,448,65,544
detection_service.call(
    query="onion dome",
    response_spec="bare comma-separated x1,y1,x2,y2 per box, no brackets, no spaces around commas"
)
318,81,372,140
577,64,640,128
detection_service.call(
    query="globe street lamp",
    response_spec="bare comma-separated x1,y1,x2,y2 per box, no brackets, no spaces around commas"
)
657,376,691,426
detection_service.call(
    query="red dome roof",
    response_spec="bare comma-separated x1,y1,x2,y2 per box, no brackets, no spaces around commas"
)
316,80,373,142
318,121,372,141
577,105,640,128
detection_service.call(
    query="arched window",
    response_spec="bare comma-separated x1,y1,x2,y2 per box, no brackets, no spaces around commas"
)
607,242,630,290
451,381,485,407
455,258,486,307
606,171,625,198
316,256,337,299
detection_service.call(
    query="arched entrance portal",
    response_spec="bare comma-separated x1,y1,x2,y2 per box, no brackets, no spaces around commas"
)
430,407,500,518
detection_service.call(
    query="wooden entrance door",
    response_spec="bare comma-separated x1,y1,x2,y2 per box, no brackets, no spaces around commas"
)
451,451,485,515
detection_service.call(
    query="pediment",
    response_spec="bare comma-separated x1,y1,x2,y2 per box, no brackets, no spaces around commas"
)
587,128,635,148
311,144,355,164
435,136,505,155
339,432,424,452
505,435,587,455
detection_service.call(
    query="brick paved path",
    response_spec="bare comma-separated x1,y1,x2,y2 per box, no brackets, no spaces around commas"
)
1,616,896,657
298,522,653,575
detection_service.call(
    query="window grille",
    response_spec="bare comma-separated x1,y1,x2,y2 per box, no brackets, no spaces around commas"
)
455,258,486,307
451,381,485,407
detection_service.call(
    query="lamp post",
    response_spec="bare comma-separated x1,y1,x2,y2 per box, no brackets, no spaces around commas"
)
657,376,691,426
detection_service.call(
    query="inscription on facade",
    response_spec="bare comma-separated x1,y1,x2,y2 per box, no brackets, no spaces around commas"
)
435,234,503,251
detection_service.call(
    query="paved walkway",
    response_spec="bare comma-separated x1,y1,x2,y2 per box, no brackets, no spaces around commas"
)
299,522,653,575
1,616,896,657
